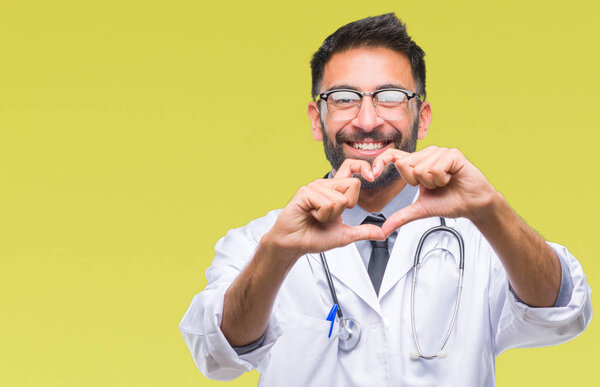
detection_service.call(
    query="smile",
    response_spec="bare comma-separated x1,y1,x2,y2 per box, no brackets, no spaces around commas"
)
349,141,390,151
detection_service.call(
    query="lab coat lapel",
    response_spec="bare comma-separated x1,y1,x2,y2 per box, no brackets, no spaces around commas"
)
309,243,381,315
378,217,443,299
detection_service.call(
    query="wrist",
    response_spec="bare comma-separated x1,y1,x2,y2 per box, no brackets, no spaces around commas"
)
468,190,510,231
258,231,303,268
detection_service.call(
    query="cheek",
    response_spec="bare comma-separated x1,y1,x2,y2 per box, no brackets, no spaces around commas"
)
321,121,345,145
388,123,410,139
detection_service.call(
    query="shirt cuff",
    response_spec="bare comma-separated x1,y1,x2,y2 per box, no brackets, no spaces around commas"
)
554,251,574,307
508,248,574,307
179,285,283,380
232,329,268,355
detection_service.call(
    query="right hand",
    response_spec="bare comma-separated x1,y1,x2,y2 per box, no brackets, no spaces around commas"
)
262,159,385,261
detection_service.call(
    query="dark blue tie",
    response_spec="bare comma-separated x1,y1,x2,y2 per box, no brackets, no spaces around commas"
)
362,214,389,295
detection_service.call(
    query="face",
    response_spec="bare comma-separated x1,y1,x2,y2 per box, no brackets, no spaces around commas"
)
308,47,432,188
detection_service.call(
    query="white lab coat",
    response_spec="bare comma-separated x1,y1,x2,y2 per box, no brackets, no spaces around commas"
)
179,209,592,386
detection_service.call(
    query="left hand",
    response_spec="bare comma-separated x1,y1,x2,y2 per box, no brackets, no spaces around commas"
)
371,146,499,237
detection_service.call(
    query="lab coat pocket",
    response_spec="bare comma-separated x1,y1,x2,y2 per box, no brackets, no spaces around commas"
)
258,308,339,387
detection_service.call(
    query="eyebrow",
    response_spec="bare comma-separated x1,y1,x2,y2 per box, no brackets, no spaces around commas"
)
324,83,410,93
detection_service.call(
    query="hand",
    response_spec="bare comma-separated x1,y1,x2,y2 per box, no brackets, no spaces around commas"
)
264,159,385,260
371,146,499,237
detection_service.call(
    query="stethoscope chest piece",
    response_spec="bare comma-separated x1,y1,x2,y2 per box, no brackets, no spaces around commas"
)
338,317,361,351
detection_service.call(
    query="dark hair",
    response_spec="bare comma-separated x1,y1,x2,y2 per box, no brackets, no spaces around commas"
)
310,13,426,101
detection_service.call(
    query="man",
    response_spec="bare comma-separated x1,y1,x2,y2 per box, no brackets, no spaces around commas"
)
180,13,592,386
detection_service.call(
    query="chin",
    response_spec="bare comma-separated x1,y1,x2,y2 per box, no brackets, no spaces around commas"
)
359,165,400,189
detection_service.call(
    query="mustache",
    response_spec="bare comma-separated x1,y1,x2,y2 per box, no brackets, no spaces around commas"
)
335,130,403,144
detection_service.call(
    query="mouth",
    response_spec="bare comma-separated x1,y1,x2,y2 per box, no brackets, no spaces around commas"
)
345,140,393,156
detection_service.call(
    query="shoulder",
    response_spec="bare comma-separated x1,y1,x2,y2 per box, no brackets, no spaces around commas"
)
214,209,283,255
221,209,282,243
206,209,283,279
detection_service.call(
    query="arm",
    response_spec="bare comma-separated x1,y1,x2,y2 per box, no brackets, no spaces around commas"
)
375,146,560,307
471,193,560,306
220,236,298,346
221,160,384,346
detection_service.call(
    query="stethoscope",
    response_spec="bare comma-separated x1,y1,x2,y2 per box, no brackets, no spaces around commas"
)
319,217,465,359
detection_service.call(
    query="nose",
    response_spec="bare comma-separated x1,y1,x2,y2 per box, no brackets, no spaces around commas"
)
352,96,384,132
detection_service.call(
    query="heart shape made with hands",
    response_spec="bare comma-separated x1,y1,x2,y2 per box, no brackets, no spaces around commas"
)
332,154,415,237
330,146,484,237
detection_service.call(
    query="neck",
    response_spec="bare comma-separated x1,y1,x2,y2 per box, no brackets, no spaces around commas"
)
357,178,407,213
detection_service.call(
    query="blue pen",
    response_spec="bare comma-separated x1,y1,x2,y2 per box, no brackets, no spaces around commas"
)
326,304,338,338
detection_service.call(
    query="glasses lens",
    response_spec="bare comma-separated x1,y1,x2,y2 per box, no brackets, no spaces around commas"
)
374,90,408,120
327,91,361,121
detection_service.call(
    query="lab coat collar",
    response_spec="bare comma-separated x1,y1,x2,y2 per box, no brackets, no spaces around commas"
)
378,216,445,299
308,243,382,316
308,187,459,314
378,189,458,299
307,217,447,316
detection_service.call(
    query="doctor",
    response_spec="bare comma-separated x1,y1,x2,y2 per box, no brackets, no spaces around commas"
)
180,13,592,386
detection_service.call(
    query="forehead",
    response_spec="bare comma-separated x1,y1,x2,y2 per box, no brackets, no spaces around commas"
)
321,46,415,92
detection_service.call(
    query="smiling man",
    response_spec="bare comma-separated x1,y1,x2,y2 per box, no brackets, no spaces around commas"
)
180,14,592,386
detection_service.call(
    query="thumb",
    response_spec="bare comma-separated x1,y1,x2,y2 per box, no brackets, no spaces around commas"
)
341,224,386,245
382,202,429,237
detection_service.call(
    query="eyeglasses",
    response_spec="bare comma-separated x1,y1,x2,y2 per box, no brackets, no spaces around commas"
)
318,88,423,121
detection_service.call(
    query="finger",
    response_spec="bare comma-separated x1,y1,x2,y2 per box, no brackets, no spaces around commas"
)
393,146,441,186
310,183,352,221
381,201,430,237
372,148,409,177
334,159,374,181
413,147,464,188
295,187,335,222
428,148,455,187
393,159,419,186
309,192,335,222
372,146,439,183
323,178,361,208
410,148,447,189
373,145,441,175
434,147,465,176
340,224,386,244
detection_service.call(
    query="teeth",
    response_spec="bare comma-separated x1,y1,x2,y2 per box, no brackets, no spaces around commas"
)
353,142,384,150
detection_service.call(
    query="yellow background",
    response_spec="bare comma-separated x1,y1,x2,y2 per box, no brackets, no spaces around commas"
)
1,0,597,386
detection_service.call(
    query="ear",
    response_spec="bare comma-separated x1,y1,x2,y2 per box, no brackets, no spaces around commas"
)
308,101,323,141
416,101,432,140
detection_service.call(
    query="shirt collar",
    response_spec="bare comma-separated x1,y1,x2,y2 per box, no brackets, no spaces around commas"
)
340,182,418,227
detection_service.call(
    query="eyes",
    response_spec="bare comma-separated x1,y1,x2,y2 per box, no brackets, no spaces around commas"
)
329,91,361,106
319,88,420,121
327,89,408,107
376,90,408,105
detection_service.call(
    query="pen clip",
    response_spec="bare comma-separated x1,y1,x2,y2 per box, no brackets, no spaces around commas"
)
326,304,338,338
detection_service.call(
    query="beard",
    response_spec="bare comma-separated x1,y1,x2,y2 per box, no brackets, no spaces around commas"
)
320,117,419,189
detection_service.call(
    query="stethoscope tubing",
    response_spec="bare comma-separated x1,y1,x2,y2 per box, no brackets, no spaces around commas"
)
411,265,464,359
412,218,465,269
411,218,465,359
319,217,465,358
320,252,344,319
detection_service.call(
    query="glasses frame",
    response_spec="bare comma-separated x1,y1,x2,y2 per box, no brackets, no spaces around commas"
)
318,88,424,122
